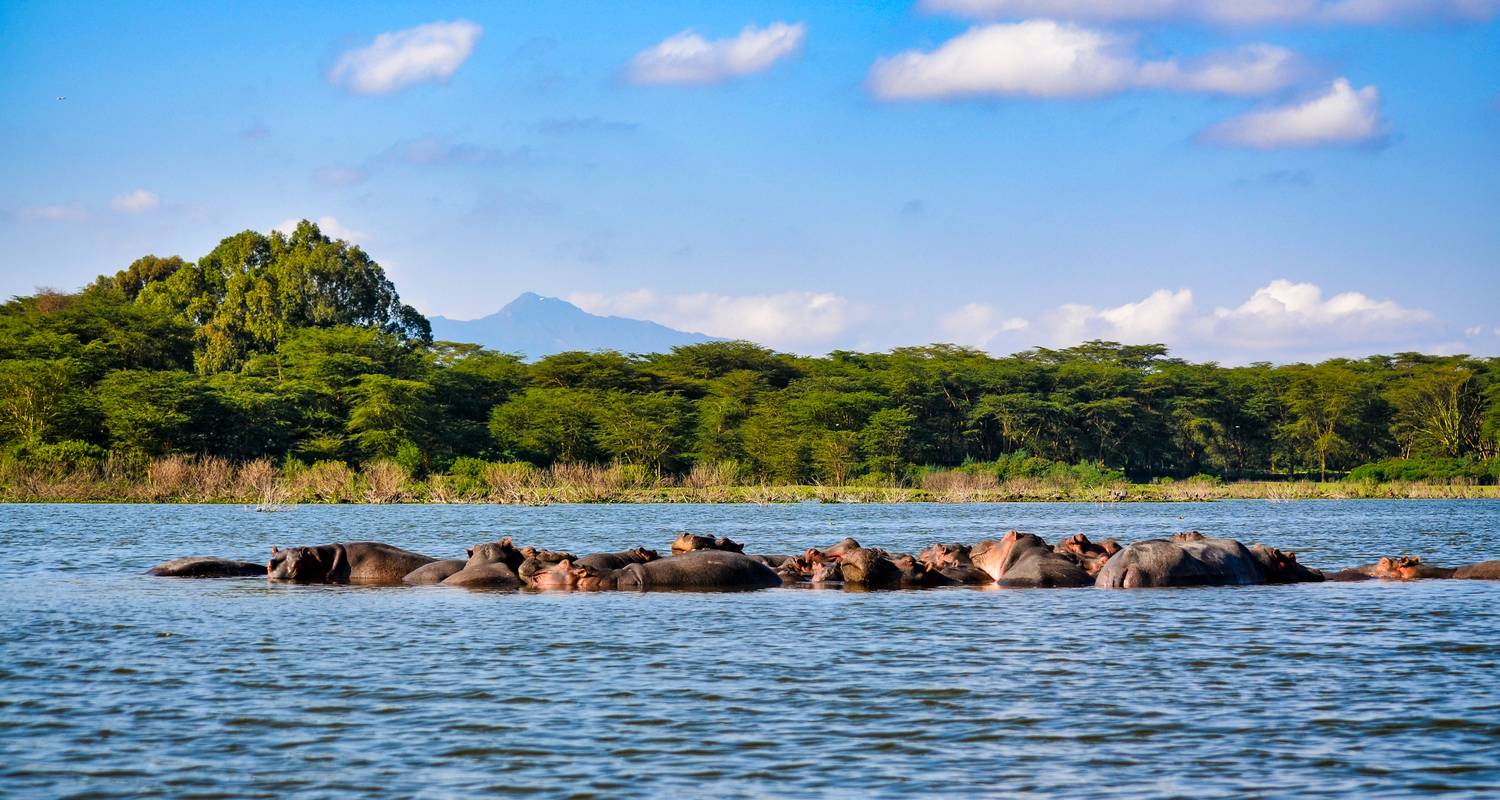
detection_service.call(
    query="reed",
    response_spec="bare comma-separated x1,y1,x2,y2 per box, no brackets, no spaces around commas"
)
2,455,1498,503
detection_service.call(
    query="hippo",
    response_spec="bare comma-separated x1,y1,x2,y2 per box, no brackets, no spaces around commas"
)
613,550,781,591
1327,556,1455,582
520,545,577,564
1454,560,1500,580
1053,533,1121,577
523,559,616,591
971,532,1093,588
820,537,863,557
890,553,957,587
915,542,994,585
833,547,905,588
1095,533,1314,588
403,559,467,585
1247,544,1324,584
147,556,265,578
575,547,660,571
267,542,435,584
669,533,745,555
442,541,526,588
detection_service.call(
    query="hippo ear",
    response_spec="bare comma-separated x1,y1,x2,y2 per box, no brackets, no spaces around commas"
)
500,536,512,547
271,546,279,554
466,546,474,557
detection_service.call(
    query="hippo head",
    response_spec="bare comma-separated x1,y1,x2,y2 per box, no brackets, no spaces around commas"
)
821,537,862,557
524,558,576,589
1250,544,1323,584
467,537,524,570
670,533,716,554
267,546,329,583
1172,531,1207,542
524,559,614,590
918,542,970,569
810,558,843,583
630,547,662,563
713,536,745,553
1374,555,1427,580
1055,533,1115,576
521,546,576,564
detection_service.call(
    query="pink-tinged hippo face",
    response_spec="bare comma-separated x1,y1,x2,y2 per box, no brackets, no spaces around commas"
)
810,559,843,583
525,559,613,590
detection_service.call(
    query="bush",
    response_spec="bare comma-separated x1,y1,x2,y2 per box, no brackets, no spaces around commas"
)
1347,457,1495,485
10,439,107,476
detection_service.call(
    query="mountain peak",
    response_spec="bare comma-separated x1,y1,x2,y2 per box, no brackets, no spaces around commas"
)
429,291,713,359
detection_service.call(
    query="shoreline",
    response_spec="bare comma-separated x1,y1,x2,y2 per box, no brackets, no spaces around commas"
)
3,480,1497,505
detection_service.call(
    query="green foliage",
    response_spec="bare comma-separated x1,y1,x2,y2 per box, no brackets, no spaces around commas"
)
4,229,1499,488
1348,457,1497,484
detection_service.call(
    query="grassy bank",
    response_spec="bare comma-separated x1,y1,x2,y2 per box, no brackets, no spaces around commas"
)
2,455,1496,504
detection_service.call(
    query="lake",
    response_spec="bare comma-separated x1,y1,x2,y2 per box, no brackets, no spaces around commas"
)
2,501,1499,798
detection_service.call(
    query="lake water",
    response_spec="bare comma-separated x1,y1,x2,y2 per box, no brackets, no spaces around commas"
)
2,501,1499,798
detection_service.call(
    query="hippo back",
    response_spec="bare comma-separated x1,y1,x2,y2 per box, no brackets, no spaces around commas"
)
615,550,781,591
1096,537,1262,588
147,556,265,578
1454,560,1500,580
404,559,467,585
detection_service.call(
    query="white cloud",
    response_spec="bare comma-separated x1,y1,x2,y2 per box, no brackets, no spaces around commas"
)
1209,279,1430,347
868,21,1302,100
274,216,367,244
328,20,482,95
626,22,805,85
1464,325,1484,336
110,189,160,213
1204,78,1386,149
939,303,1029,349
1030,280,1431,356
919,0,1499,25
568,289,852,350
20,204,89,222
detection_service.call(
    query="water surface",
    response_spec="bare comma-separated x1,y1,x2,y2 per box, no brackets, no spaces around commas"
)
2,501,1499,798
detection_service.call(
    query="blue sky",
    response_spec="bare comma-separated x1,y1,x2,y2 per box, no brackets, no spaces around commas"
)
2,0,1497,361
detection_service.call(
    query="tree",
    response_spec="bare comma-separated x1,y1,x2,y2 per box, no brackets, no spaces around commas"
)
139,221,429,373
489,388,599,464
0,359,90,445
1280,365,1368,480
596,392,691,473
347,374,434,463
1387,365,1484,458
860,407,917,480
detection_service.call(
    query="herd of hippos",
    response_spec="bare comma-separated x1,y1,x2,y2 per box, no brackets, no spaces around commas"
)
146,529,1500,591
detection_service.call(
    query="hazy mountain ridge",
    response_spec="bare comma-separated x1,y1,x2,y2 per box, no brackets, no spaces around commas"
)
428,292,714,359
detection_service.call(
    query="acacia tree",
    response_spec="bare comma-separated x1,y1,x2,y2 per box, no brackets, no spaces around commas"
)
1387,365,1484,458
1280,365,1368,480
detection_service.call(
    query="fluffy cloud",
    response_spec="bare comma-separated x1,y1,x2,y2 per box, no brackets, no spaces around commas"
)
20,204,89,222
626,22,805,85
110,189,160,213
1036,279,1431,355
567,289,852,350
938,303,1029,348
1203,78,1386,148
868,21,1302,100
274,216,367,243
919,0,1500,25
328,20,482,95
1209,278,1430,347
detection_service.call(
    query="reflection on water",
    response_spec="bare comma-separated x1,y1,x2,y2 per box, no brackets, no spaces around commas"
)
2,501,1498,798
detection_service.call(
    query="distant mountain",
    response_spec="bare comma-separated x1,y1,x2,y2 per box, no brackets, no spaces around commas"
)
428,292,714,359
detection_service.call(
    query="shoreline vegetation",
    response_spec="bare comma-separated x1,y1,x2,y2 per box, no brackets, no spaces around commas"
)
5,222,1499,501
3,456,1496,504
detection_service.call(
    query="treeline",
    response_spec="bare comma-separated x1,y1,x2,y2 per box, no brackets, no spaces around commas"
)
3,220,1499,490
